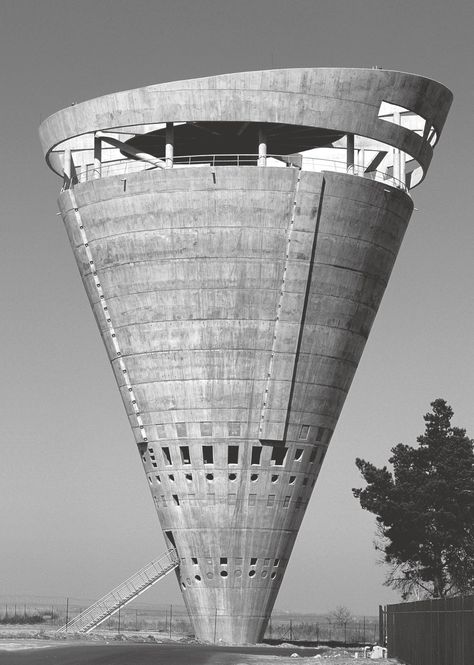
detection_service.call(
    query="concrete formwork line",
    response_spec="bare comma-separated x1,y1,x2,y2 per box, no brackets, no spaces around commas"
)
66,189,149,448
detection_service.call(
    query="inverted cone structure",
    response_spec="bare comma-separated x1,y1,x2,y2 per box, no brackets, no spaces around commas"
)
39,68,451,644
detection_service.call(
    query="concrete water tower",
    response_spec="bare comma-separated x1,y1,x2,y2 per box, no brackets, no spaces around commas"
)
39,68,451,644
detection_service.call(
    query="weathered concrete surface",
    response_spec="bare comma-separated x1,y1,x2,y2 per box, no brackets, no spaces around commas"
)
57,166,412,643
41,68,451,644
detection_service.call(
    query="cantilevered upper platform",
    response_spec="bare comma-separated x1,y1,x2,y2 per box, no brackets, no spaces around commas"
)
39,68,452,190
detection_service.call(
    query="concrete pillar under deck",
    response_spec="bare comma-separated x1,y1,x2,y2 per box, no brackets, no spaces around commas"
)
166,123,174,168
258,128,267,166
93,134,102,179
346,133,355,172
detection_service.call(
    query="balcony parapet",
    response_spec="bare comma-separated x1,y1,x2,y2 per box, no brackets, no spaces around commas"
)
62,153,408,193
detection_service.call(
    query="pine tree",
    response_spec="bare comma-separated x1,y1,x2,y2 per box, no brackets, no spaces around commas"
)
353,399,474,599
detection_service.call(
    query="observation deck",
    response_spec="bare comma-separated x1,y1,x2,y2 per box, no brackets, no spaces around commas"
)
62,153,408,192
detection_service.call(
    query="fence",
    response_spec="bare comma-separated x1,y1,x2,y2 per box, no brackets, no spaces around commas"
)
0,597,378,644
385,594,474,665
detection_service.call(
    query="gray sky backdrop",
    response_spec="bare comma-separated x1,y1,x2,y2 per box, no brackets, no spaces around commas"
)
0,0,472,615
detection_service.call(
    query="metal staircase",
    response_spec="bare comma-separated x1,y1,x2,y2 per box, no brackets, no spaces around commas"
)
57,548,179,633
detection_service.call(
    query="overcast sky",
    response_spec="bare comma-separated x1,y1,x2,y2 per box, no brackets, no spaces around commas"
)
0,0,472,617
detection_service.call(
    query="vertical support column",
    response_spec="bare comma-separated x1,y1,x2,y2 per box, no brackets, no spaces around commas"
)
346,133,355,173
392,111,401,184
166,123,174,168
258,127,267,166
94,134,102,179
63,148,71,186
358,148,365,175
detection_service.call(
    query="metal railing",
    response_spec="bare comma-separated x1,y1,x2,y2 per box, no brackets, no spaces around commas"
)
56,548,179,634
64,153,407,192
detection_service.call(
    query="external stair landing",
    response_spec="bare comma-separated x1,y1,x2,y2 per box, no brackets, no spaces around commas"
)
56,548,179,633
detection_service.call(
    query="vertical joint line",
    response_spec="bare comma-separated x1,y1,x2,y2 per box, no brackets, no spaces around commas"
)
259,168,303,435
67,190,149,445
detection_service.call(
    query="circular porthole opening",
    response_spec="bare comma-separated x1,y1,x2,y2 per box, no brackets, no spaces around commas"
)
181,582,186,589
249,570,256,578
229,473,237,481
206,473,214,481
271,572,276,579
195,575,201,581
220,570,228,577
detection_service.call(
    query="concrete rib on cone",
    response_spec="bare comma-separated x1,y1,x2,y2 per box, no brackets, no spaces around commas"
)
40,68,452,644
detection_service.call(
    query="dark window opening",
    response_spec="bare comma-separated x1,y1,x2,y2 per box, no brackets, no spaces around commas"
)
220,570,228,577
270,446,287,466
200,421,212,436
294,448,304,461
273,559,280,566
162,447,172,465
165,530,176,548
185,473,193,481
299,425,310,440
267,494,275,506
271,572,276,579
228,445,239,464
229,473,237,481
192,557,198,565
168,474,175,481
202,445,214,464
251,473,259,482
309,449,317,464
220,557,228,565
180,446,191,464
172,494,180,506
289,476,296,485
283,496,290,507
271,475,279,483
250,558,257,565
156,475,161,482
176,422,187,438
151,462,157,468
206,473,214,481
249,570,256,578
195,575,201,581
251,446,262,465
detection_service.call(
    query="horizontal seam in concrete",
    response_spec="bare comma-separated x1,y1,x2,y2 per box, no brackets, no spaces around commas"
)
62,185,297,209
73,224,296,247
81,258,390,282
81,255,303,276
110,349,358,367
318,231,398,258
121,376,349,392
90,286,378,312
322,192,412,220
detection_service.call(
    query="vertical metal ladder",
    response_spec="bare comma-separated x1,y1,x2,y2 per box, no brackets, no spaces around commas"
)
56,548,179,633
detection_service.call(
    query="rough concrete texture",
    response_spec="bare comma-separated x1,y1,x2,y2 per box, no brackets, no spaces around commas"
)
41,69,451,644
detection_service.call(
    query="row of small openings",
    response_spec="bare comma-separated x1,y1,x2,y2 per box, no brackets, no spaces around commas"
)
181,557,284,588
154,493,306,508
153,445,296,467
156,421,243,439
181,569,280,588
149,472,314,487
144,444,326,470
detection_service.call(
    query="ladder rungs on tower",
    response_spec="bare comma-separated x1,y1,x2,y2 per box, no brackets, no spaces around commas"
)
57,548,179,634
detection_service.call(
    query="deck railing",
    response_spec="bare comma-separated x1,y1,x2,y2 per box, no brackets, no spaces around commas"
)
64,153,407,192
